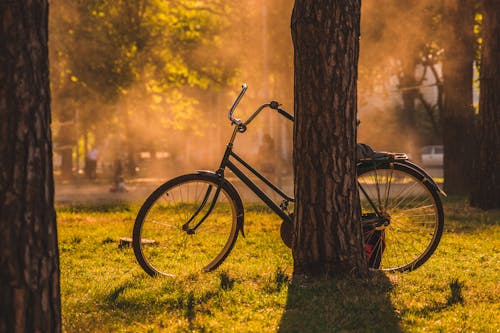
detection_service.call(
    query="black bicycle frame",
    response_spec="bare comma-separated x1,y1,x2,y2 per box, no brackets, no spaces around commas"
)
218,102,295,223
214,105,397,226
222,148,294,222
186,84,438,233
185,103,296,233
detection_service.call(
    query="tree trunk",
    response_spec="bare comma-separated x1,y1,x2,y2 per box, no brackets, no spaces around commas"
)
58,108,75,181
399,56,420,157
470,0,500,210
60,146,73,180
0,1,62,332
291,0,367,278
441,0,475,194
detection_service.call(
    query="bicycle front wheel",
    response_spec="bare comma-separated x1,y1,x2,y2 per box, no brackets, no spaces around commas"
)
358,162,444,272
133,173,241,277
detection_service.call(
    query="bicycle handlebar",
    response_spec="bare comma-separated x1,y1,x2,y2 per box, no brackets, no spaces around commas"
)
228,84,247,126
276,106,295,122
227,84,294,132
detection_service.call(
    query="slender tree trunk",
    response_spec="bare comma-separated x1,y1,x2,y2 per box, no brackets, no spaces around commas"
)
399,57,420,157
0,1,61,332
470,0,500,209
441,0,475,194
123,106,137,176
291,0,367,278
60,147,73,180
58,108,74,180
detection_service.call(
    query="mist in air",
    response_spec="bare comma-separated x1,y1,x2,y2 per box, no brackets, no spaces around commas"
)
49,0,443,185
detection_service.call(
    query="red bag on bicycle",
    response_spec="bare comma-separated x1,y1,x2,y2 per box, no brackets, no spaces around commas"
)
364,229,386,269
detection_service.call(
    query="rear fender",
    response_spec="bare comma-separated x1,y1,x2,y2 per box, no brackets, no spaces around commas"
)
397,160,447,197
358,158,446,197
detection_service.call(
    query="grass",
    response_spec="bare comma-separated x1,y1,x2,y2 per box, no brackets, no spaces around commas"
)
57,197,500,332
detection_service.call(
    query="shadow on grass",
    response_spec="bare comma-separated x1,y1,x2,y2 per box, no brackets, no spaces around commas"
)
278,271,402,332
90,273,228,331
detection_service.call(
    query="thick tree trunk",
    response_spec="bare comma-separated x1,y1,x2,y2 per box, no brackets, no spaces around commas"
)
0,1,62,332
470,0,500,210
441,0,475,194
291,0,367,278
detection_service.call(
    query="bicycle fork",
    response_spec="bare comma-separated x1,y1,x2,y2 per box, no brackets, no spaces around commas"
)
182,184,223,234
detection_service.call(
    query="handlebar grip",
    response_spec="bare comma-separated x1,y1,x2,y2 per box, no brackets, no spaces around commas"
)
277,108,294,122
269,100,294,122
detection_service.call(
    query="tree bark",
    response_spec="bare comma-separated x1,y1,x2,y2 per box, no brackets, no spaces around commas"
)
291,0,367,278
0,1,62,332
441,0,475,194
470,0,500,210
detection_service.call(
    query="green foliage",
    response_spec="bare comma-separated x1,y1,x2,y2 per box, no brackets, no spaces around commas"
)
57,198,500,332
52,0,229,100
49,0,235,159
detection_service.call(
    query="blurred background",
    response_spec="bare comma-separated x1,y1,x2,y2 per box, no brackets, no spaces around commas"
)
49,0,481,187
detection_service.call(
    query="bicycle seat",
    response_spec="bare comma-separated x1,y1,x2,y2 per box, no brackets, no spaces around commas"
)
356,143,376,160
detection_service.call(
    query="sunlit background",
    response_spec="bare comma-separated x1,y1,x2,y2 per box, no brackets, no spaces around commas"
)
49,0,481,184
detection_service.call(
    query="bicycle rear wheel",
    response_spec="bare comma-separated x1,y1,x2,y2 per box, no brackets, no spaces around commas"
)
133,173,241,277
358,162,444,272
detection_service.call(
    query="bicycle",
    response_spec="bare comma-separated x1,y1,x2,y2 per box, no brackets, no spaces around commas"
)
133,84,445,277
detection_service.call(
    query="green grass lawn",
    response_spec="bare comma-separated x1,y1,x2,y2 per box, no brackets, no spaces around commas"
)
58,198,499,332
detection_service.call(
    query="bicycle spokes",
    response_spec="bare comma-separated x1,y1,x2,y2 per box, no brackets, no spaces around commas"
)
358,164,443,272
134,175,239,277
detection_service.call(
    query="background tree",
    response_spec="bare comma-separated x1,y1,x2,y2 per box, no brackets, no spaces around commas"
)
291,0,367,277
359,0,443,154
49,0,232,177
0,0,61,331
470,0,500,210
441,0,475,195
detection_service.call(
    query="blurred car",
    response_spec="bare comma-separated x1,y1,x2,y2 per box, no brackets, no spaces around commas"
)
421,145,443,167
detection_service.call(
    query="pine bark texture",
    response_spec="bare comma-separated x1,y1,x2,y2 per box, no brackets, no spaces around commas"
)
441,0,475,194
291,0,367,277
0,1,62,332
470,0,500,210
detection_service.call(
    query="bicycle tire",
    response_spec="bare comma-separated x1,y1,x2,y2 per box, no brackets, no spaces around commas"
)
358,162,444,272
133,173,242,277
